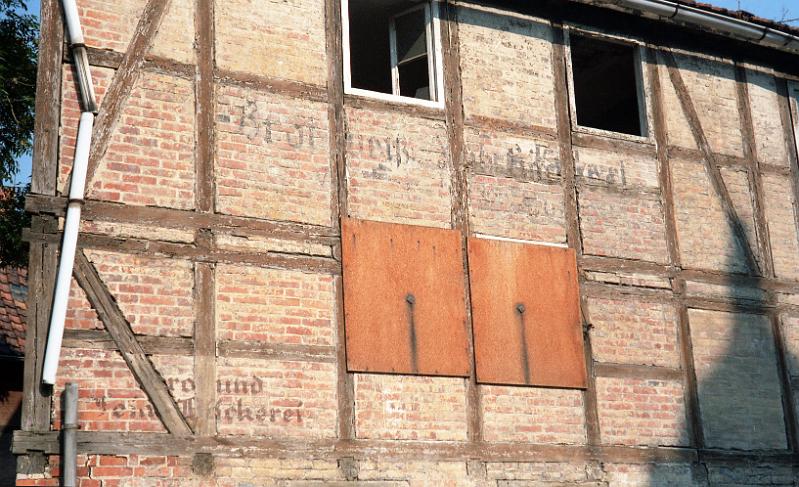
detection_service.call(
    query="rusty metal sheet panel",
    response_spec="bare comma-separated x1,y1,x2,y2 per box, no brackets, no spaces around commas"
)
468,238,587,389
341,218,470,377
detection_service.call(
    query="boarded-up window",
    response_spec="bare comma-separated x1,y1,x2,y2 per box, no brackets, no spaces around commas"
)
468,238,587,388
341,218,470,377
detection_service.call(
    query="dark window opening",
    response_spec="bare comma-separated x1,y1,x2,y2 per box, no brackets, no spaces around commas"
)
570,34,644,136
347,0,436,101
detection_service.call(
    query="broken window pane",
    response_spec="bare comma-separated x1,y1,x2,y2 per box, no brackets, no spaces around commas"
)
398,56,430,99
395,8,427,64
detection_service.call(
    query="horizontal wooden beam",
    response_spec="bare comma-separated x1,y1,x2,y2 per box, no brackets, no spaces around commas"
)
25,194,339,242
572,132,657,157
218,340,336,363
343,93,446,121
217,68,327,102
13,430,797,465
24,229,340,274
74,47,331,103
61,329,336,363
593,362,684,382
85,232,339,273
464,114,558,140
581,281,675,302
682,297,773,315
73,251,193,436
62,329,193,354
578,255,676,278
71,46,195,79
667,145,749,168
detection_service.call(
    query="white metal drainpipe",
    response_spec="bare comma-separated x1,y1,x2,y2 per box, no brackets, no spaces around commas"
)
41,0,97,385
582,0,799,54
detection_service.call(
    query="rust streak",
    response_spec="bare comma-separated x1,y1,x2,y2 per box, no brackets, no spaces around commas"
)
515,303,531,385
405,293,419,374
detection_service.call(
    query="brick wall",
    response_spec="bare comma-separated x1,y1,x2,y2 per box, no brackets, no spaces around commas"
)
215,84,332,225
659,53,743,157
595,376,688,447
587,296,681,368
216,357,337,438
466,128,565,243
579,186,670,264
85,250,195,337
53,348,166,433
763,174,799,280
746,68,791,167
671,157,753,273
458,6,557,130
689,309,787,450
345,107,452,227
480,385,586,444
216,264,336,346
353,374,468,441
215,0,327,85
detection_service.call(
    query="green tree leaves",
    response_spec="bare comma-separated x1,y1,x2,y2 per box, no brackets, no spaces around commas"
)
0,0,37,183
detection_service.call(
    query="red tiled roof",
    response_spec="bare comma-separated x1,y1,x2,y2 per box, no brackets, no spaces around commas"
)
683,0,799,37
0,267,27,357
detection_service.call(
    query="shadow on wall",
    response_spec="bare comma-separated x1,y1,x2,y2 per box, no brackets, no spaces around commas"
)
0,360,24,486
644,211,796,485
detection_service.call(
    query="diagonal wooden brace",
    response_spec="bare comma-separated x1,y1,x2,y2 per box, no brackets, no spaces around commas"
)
662,50,761,276
73,250,193,436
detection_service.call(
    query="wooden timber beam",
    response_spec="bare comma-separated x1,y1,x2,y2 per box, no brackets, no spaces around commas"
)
551,22,601,447
324,0,355,443
73,0,172,194
73,250,193,436
734,65,774,278
60,329,337,363
13,430,799,465
593,363,683,382
25,194,339,242
19,0,64,473
441,2,482,445
662,50,761,275
23,229,340,275
70,46,195,80
194,0,215,213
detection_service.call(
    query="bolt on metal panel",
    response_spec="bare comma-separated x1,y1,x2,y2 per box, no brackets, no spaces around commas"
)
341,218,470,377
468,238,587,389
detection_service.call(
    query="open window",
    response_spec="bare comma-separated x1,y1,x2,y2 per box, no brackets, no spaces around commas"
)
568,33,647,137
343,0,444,107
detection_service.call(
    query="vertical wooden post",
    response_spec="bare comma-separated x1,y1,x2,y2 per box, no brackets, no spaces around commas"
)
195,0,216,213
193,260,216,437
325,0,355,441
441,2,481,444
647,47,704,449
551,23,600,446
19,0,64,474
734,64,773,278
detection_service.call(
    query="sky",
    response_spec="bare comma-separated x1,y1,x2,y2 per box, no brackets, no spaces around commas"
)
5,0,799,187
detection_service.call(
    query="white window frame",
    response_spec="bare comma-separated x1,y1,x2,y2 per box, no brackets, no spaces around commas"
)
342,0,446,109
389,3,435,98
564,27,653,143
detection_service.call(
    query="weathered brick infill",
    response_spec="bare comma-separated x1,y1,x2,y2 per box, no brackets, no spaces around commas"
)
14,0,799,485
